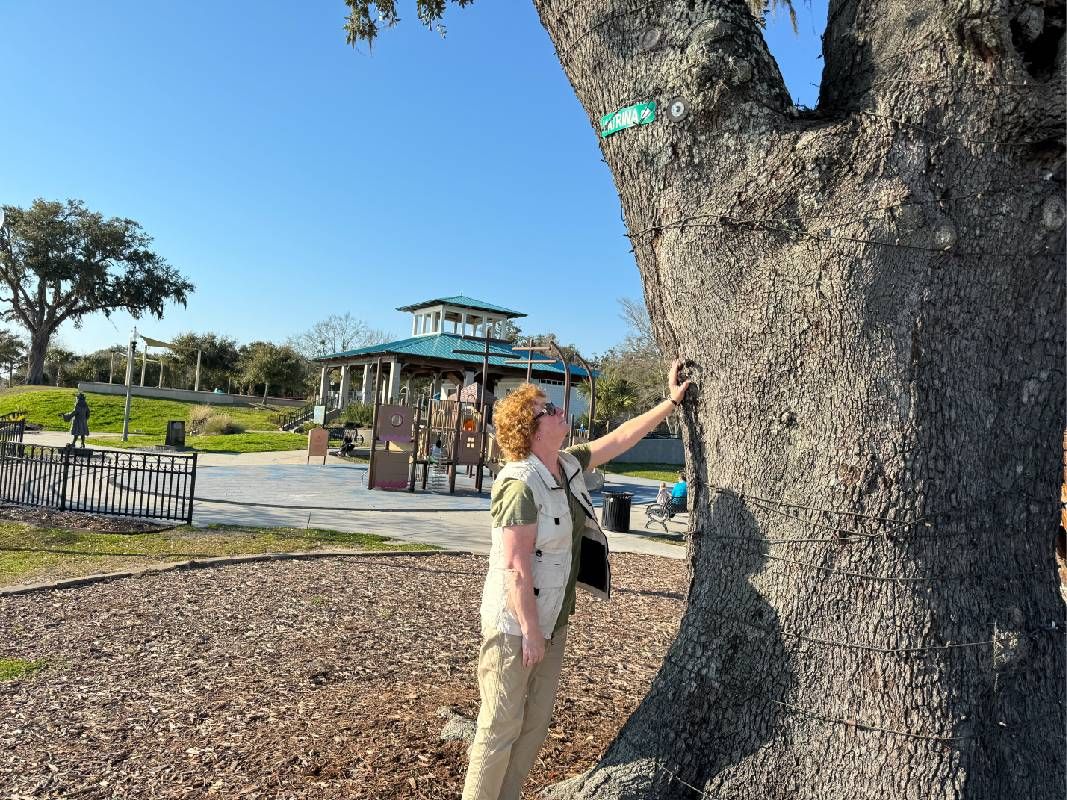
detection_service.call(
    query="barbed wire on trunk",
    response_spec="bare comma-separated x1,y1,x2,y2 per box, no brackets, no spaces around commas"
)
660,653,1064,742
633,218,1058,257
858,109,1061,147
554,0,663,62
709,543,1052,584
692,601,1063,656
599,652,1063,798
697,481,1057,533
625,176,1058,240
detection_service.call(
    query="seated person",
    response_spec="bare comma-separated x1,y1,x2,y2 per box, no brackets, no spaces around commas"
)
656,481,671,507
671,472,688,512
339,426,359,456
656,481,676,519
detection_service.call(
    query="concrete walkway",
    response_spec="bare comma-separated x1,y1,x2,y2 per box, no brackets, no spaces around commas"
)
192,462,688,558
18,430,689,559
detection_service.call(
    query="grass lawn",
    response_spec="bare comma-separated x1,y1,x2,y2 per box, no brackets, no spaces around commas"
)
0,658,46,681
602,462,683,484
85,431,311,453
0,388,287,434
0,522,435,587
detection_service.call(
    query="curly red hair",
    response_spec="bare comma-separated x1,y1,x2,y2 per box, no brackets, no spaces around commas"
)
493,383,546,461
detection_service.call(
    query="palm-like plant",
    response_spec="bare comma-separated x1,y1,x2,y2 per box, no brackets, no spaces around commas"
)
0,331,25,387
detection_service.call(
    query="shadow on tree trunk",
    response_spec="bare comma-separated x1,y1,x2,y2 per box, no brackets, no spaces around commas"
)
547,490,792,799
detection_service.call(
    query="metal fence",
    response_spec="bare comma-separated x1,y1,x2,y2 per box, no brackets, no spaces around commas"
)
0,442,198,523
0,418,26,448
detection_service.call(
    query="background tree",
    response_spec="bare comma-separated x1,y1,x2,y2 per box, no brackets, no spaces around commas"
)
577,372,640,432
44,346,78,388
64,348,114,385
342,1,1066,797
495,317,523,342
0,199,194,384
237,341,307,402
288,312,390,359
514,331,580,363
593,298,679,431
0,330,26,387
169,332,241,391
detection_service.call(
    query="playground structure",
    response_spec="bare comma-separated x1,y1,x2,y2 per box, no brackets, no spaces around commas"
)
364,343,596,494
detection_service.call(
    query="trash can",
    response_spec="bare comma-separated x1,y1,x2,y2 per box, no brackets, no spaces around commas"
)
601,491,634,533
165,420,186,448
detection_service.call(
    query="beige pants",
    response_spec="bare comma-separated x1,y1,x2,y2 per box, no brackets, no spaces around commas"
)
461,626,569,800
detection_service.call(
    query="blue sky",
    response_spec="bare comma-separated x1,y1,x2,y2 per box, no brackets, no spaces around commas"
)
0,0,827,357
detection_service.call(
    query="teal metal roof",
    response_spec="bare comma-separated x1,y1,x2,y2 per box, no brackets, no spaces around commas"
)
316,333,594,378
395,296,525,318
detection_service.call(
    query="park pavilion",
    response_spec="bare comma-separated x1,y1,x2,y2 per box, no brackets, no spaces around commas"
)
312,296,593,418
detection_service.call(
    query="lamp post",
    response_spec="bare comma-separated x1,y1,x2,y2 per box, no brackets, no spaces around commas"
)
122,327,137,442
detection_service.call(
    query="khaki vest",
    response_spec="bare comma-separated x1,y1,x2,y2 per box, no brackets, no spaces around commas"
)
480,451,611,639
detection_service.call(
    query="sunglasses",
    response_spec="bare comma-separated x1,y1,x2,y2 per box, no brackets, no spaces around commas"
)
533,402,559,420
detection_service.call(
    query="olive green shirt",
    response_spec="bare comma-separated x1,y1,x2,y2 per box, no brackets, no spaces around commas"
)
490,444,593,634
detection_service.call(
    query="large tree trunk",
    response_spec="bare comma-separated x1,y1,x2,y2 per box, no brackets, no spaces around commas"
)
534,0,1065,797
25,329,51,385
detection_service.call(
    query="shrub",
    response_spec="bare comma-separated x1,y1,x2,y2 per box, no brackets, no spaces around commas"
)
339,403,374,427
187,405,215,435
201,413,246,435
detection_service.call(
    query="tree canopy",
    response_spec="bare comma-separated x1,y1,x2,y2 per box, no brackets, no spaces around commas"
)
0,199,194,384
341,0,795,47
288,313,390,359
237,341,307,401
169,331,241,391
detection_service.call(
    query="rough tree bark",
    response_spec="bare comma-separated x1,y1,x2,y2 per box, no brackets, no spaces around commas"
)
530,1,1065,797
25,330,51,386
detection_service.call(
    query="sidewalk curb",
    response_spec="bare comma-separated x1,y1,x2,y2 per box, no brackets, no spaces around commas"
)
0,548,476,598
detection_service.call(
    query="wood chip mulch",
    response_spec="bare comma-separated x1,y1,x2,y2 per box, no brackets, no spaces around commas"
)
0,505,171,534
0,553,688,799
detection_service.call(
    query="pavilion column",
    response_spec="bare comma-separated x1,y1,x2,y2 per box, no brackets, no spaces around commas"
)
339,365,351,408
317,367,329,405
431,372,441,400
360,364,371,404
463,369,475,388
387,359,402,402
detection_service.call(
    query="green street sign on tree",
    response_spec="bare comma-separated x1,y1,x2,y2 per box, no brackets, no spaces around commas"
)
599,101,656,138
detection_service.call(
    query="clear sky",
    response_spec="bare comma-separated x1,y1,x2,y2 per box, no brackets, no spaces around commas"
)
0,0,828,357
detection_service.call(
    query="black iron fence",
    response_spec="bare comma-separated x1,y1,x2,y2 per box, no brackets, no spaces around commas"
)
0,417,26,448
0,442,197,523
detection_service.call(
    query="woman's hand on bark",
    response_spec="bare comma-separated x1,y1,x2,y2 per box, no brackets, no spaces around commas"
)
522,631,545,667
668,359,691,405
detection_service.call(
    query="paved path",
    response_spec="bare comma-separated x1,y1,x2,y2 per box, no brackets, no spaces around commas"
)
19,431,689,559
193,462,688,558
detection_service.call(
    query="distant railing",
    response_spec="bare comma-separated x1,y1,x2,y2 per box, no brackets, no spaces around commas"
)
277,403,314,431
277,403,343,431
0,443,197,523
